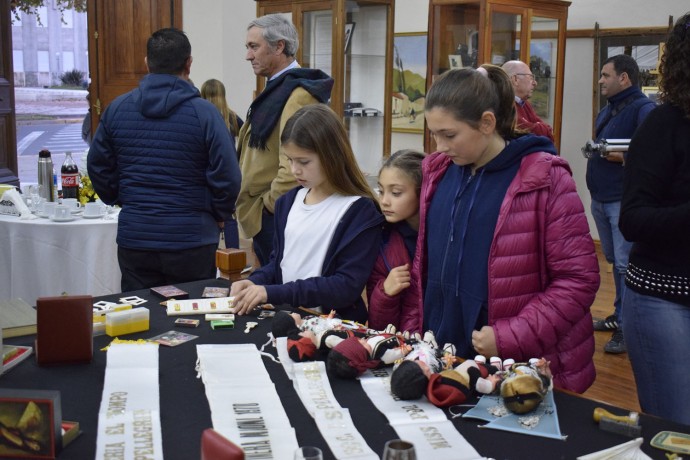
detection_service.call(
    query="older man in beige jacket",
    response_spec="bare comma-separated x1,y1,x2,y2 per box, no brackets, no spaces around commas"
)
236,14,333,265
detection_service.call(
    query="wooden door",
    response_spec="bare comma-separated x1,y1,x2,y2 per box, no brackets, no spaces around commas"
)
86,0,183,128
0,0,18,186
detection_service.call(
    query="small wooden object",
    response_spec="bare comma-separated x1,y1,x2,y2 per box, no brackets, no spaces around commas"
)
593,407,642,437
216,249,247,281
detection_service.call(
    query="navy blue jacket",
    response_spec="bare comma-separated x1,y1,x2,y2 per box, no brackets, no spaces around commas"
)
586,86,655,202
88,74,241,251
248,186,384,322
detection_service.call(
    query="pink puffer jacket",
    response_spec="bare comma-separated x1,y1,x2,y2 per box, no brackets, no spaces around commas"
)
412,152,599,393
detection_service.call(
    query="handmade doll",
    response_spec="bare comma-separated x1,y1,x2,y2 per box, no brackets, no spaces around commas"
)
271,310,380,362
499,358,553,414
391,356,501,406
327,331,448,380
326,333,412,379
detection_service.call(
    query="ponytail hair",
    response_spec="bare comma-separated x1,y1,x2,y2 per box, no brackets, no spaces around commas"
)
425,65,516,138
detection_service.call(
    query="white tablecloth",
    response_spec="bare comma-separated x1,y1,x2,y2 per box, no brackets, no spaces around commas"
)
0,210,121,306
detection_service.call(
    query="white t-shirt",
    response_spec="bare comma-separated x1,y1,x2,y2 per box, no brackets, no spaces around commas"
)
281,188,360,284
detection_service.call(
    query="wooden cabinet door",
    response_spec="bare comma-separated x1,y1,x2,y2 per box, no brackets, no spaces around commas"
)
86,0,182,128
0,0,18,186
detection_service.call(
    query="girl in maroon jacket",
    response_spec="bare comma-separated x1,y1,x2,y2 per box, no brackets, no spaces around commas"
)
367,150,425,332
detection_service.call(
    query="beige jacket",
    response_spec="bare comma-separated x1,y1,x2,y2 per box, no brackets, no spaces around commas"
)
235,87,320,238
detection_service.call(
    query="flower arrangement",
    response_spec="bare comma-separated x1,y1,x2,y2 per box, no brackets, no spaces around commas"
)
78,173,98,205
77,150,98,204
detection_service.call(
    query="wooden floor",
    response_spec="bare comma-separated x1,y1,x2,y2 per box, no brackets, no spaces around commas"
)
582,247,640,413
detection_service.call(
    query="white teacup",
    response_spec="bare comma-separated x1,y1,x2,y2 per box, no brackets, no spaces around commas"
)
84,201,106,217
62,198,81,211
39,201,57,217
53,205,70,220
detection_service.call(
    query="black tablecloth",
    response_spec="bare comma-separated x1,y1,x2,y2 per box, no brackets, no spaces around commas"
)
2,278,687,460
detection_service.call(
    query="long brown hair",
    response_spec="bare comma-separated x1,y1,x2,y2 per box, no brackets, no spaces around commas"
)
425,65,517,138
281,104,377,204
200,79,240,136
658,12,690,118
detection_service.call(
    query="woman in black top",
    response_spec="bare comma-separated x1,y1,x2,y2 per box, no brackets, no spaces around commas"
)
619,12,690,426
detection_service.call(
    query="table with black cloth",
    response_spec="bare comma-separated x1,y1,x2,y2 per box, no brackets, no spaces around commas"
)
2,278,687,460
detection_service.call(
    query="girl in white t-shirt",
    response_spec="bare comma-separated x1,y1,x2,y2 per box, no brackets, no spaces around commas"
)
230,104,384,322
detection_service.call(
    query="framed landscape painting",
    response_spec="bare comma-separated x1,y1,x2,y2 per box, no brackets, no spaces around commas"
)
392,32,427,134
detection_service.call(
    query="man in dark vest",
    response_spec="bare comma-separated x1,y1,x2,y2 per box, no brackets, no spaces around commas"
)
587,54,655,353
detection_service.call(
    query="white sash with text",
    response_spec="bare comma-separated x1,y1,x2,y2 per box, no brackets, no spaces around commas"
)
359,367,484,460
95,343,164,460
196,344,299,459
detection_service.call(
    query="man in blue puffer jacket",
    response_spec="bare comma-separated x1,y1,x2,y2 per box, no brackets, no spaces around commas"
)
88,28,241,291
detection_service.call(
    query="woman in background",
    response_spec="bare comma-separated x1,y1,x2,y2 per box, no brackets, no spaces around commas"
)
619,13,690,425
200,79,243,138
200,78,243,248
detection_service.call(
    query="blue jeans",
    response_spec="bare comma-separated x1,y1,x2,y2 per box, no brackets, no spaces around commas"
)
591,199,632,323
623,288,690,425
252,209,276,267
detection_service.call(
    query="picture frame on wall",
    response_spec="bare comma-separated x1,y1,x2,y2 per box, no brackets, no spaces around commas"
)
0,389,62,459
391,32,428,134
344,23,355,53
448,54,463,69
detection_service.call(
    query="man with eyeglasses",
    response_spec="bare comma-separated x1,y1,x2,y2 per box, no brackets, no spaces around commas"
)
502,60,554,142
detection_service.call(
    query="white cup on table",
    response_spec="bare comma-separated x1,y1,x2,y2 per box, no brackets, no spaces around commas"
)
83,201,107,217
53,205,70,220
39,201,57,217
62,198,81,212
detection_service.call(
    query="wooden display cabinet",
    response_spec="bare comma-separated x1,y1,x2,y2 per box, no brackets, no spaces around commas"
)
255,0,394,175
425,0,570,152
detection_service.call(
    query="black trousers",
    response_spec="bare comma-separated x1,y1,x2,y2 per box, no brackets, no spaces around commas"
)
118,244,218,292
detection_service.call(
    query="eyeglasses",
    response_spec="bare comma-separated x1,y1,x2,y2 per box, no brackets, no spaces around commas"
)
514,73,536,81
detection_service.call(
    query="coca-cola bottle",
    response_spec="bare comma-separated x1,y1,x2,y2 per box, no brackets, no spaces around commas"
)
61,152,79,200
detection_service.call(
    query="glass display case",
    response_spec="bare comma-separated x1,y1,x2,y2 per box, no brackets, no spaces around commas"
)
255,0,394,175
425,0,570,152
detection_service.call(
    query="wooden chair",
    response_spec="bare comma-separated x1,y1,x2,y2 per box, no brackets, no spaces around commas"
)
200,428,245,460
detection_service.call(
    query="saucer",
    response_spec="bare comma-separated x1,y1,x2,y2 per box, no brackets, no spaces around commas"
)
50,215,77,223
70,209,83,214
82,213,105,219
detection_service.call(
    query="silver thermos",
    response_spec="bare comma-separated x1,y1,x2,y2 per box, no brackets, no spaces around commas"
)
37,149,55,202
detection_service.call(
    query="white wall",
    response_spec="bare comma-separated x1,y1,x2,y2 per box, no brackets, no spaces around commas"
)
183,0,256,118
567,0,682,29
